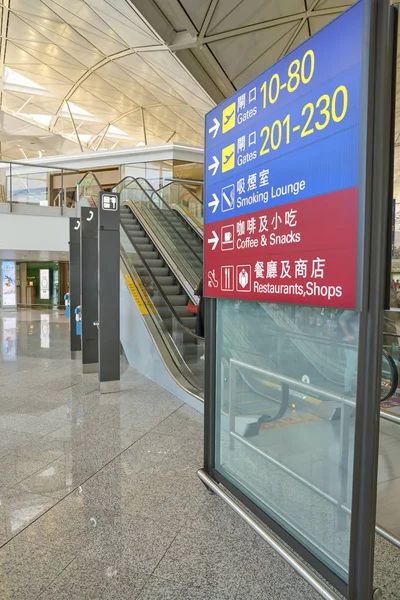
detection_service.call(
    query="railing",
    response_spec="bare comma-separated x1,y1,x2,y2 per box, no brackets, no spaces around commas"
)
226,358,400,552
0,159,75,213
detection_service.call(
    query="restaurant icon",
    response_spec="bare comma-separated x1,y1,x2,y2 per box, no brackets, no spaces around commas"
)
221,266,234,291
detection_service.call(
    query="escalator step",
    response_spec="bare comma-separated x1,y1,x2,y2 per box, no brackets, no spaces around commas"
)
128,232,147,239
155,277,176,286
163,316,196,330
158,295,188,306
146,259,164,268
161,285,181,295
146,267,169,277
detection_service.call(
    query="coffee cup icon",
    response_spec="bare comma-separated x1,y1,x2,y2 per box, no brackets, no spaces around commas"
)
224,231,232,242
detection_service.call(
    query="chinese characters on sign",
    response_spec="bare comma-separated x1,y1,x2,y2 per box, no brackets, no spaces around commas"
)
204,2,363,308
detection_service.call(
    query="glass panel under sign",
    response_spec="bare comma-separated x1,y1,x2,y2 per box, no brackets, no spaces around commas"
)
215,300,361,580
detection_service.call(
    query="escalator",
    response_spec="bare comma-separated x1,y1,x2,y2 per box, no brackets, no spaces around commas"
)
77,172,205,399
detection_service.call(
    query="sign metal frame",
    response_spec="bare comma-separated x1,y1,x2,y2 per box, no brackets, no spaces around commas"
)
202,1,398,597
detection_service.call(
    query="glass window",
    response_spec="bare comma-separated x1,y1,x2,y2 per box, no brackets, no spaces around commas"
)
215,299,361,580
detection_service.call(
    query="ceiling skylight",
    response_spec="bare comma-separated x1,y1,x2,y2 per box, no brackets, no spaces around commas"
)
106,125,130,139
4,67,53,97
20,114,53,127
61,102,100,123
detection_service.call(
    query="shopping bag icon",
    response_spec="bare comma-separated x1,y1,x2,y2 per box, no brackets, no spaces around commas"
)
236,265,251,292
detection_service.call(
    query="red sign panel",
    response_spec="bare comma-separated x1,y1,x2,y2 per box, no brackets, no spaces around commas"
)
204,187,358,308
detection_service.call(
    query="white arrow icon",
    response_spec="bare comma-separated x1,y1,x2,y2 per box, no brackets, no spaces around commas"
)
208,156,219,176
207,231,219,251
208,193,219,214
208,117,220,138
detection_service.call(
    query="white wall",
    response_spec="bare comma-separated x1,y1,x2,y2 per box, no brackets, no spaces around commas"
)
0,213,69,253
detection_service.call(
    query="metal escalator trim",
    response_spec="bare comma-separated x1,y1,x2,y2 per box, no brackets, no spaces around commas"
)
116,175,203,244
124,200,201,287
158,179,204,206
120,257,203,398
76,171,104,190
120,212,202,342
124,201,200,301
171,204,203,239
76,171,104,209
120,177,203,263
135,177,203,261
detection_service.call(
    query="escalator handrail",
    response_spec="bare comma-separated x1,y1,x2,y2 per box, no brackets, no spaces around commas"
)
158,179,204,206
117,177,203,264
115,176,203,242
76,171,104,192
134,177,203,262
120,207,203,342
171,204,203,240
125,200,200,294
381,349,398,402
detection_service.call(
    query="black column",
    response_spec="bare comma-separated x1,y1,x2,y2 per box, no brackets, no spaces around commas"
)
69,217,81,359
98,192,120,393
81,207,98,373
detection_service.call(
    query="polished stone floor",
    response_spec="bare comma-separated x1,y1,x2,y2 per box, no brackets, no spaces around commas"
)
0,309,325,600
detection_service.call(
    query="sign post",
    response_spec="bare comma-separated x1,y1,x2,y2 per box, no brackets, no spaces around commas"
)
80,207,98,373
98,192,120,393
202,1,397,598
69,217,81,359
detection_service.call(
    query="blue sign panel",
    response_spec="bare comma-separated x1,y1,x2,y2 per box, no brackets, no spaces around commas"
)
204,1,364,309
205,2,363,224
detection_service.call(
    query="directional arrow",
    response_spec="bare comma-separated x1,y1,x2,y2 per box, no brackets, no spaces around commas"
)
208,193,219,214
207,231,219,251
208,117,220,138
208,156,219,176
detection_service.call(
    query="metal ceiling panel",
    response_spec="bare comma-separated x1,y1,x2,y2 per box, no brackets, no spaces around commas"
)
179,0,213,30
208,21,299,83
207,0,305,35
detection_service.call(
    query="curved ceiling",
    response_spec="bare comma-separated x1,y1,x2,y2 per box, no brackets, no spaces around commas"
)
0,0,215,158
0,0,378,162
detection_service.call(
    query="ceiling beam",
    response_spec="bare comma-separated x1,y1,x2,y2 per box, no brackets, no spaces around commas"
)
0,0,10,107
141,107,147,144
199,0,218,39
168,31,198,51
128,0,233,101
66,101,84,152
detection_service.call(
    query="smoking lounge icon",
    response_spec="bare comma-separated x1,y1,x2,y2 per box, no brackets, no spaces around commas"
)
221,266,234,291
236,265,252,292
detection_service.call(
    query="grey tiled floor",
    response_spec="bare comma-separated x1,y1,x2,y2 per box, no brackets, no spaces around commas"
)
1,309,399,599
0,309,322,599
